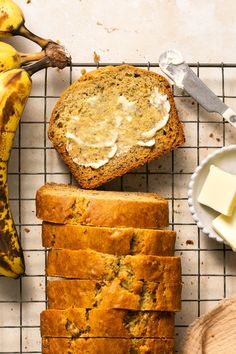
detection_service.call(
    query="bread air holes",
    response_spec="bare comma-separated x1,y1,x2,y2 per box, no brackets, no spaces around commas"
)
57,122,63,128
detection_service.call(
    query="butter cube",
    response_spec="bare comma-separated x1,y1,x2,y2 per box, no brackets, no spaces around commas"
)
198,165,236,216
212,208,236,251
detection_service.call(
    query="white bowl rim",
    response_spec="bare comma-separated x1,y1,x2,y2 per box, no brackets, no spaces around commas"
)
188,144,236,244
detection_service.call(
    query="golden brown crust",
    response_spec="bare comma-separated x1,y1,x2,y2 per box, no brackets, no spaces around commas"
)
36,183,169,228
42,222,176,256
48,64,185,189
47,249,181,283
47,279,182,312
41,308,175,338
42,337,175,354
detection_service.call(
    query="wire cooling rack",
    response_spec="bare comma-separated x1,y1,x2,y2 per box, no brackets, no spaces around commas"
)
1,62,236,353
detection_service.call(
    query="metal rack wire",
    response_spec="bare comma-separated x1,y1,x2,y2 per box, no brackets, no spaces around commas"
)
0,62,236,353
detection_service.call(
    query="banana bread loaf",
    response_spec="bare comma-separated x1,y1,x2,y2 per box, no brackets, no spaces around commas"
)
36,183,169,228
48,64,184,189
42,222,176,256
47,249,181,283
41,308,174,338
47,279,181,312
42,337,174,354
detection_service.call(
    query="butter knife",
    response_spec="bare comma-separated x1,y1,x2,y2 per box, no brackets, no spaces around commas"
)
159,49,236,129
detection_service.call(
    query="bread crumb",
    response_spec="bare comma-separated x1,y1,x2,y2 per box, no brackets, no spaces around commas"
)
96,21,118,33
93,51,100,63
24,227,30,233
209,133,214,138
216,137,221,142
26,0,31,3
104,26,118,33
81,69,86,75
186,240,194,245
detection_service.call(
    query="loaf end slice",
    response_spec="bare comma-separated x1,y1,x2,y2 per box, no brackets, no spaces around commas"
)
48,64,184,189
36,183,169,228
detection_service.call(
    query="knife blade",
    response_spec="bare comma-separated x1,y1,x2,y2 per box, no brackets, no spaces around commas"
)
159,49,236,129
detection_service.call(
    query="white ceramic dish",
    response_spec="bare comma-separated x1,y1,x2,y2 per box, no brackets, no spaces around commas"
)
188,145,236,245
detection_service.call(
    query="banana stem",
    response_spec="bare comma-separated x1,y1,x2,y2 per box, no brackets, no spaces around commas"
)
18,24,51,49
19,50,45,65
24,56,52,76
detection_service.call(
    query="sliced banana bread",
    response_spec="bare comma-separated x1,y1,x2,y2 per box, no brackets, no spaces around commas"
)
41,308,174,338
47,249,181,283
42,338,174,354
47,279,182,312
36,183,169,229
48,64,184,189
42,222,176,256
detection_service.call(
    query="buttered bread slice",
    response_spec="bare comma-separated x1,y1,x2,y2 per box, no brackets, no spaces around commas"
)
48,64,184,188
36,183,169,228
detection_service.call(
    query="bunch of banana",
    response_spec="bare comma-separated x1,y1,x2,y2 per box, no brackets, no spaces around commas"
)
0,54,70,278
0,0,50,48
0,0,70,278
0,0,70,69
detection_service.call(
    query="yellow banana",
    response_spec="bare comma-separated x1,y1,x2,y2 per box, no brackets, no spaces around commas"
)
0,0,50,48
0,52,70,278
0,41,45,72
0,0,70,278
0,67,32,278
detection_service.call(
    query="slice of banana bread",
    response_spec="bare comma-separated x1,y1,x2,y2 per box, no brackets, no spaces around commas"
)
36,183,169,229
41,308,174,338
42,338,174,354
42,222,176,256
47,249,181,283
47,279,182,312
48,64,184,189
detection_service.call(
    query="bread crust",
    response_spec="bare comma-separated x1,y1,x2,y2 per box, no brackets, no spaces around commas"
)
48,64,185,189
47,249,181,283
47,279,182,312
42,222,176,256
36,183,169,229
42,338,175,354
41,308,174,338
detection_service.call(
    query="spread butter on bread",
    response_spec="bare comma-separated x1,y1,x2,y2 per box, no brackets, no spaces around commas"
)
48,64,184,188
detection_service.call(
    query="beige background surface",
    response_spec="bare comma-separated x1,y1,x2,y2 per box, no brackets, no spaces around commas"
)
1,1,236,353
14,0,236,63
